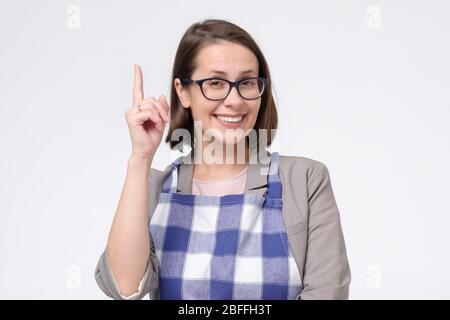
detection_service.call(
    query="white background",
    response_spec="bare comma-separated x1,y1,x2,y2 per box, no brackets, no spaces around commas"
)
1,0,449,299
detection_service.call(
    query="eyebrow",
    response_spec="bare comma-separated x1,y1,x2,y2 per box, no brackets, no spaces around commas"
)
207,69,257,76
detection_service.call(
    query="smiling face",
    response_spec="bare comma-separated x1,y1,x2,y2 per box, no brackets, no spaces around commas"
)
174,40,261,151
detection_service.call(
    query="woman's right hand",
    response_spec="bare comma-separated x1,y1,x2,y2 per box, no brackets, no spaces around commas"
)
125,64,170,160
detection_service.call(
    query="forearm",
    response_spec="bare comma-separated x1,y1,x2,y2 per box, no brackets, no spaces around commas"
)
106,154,153,296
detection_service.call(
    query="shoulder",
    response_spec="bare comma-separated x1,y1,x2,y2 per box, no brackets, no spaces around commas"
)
148,152,191,186
148,165,171,190
277,153,334,207
278,154,330,182
277,154,337,225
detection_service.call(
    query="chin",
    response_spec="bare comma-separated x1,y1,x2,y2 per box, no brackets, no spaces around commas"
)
215,134,247,147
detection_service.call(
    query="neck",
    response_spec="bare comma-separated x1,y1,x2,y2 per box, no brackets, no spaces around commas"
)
192,141,250,180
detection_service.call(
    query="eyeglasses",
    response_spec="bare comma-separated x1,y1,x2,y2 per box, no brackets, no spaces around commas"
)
180,77,267,100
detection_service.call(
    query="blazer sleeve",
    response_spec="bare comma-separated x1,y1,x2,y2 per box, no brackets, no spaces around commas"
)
299,162,351,300
94,247,159,300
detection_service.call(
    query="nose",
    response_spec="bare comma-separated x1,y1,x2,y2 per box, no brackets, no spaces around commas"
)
224,84,244,105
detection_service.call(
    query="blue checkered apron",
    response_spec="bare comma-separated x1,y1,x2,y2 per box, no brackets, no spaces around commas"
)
149,152,303,299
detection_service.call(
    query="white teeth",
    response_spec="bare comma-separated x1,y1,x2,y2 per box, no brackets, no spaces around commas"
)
215,115,244,123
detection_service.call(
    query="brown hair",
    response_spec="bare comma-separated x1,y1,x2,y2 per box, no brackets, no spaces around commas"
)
165,19,278,152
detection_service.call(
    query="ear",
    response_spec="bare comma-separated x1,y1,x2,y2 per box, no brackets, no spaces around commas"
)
174,78,191,109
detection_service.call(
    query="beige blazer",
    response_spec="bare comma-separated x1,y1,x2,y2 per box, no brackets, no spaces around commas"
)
95,151,351,299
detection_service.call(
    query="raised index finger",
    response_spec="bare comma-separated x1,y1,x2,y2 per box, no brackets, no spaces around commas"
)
133,64,144,105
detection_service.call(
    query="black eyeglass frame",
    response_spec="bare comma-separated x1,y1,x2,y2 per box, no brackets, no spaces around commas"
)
180,76,267,101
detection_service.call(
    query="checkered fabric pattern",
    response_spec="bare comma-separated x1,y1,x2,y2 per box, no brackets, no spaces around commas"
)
149,152,303,299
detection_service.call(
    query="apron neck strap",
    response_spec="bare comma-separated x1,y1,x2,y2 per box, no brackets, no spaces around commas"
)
265,151,281,199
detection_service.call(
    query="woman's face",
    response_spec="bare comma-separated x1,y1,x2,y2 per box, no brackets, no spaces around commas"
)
175,40,261,150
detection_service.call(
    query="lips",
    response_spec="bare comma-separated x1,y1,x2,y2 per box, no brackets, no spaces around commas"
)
213,113,247,128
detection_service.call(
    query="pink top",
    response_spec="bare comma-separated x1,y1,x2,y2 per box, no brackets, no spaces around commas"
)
192,165,248,196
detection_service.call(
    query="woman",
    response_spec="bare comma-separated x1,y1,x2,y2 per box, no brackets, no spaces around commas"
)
95,19,351,300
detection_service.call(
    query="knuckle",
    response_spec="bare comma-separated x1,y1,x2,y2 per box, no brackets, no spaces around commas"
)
143,96,155,104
